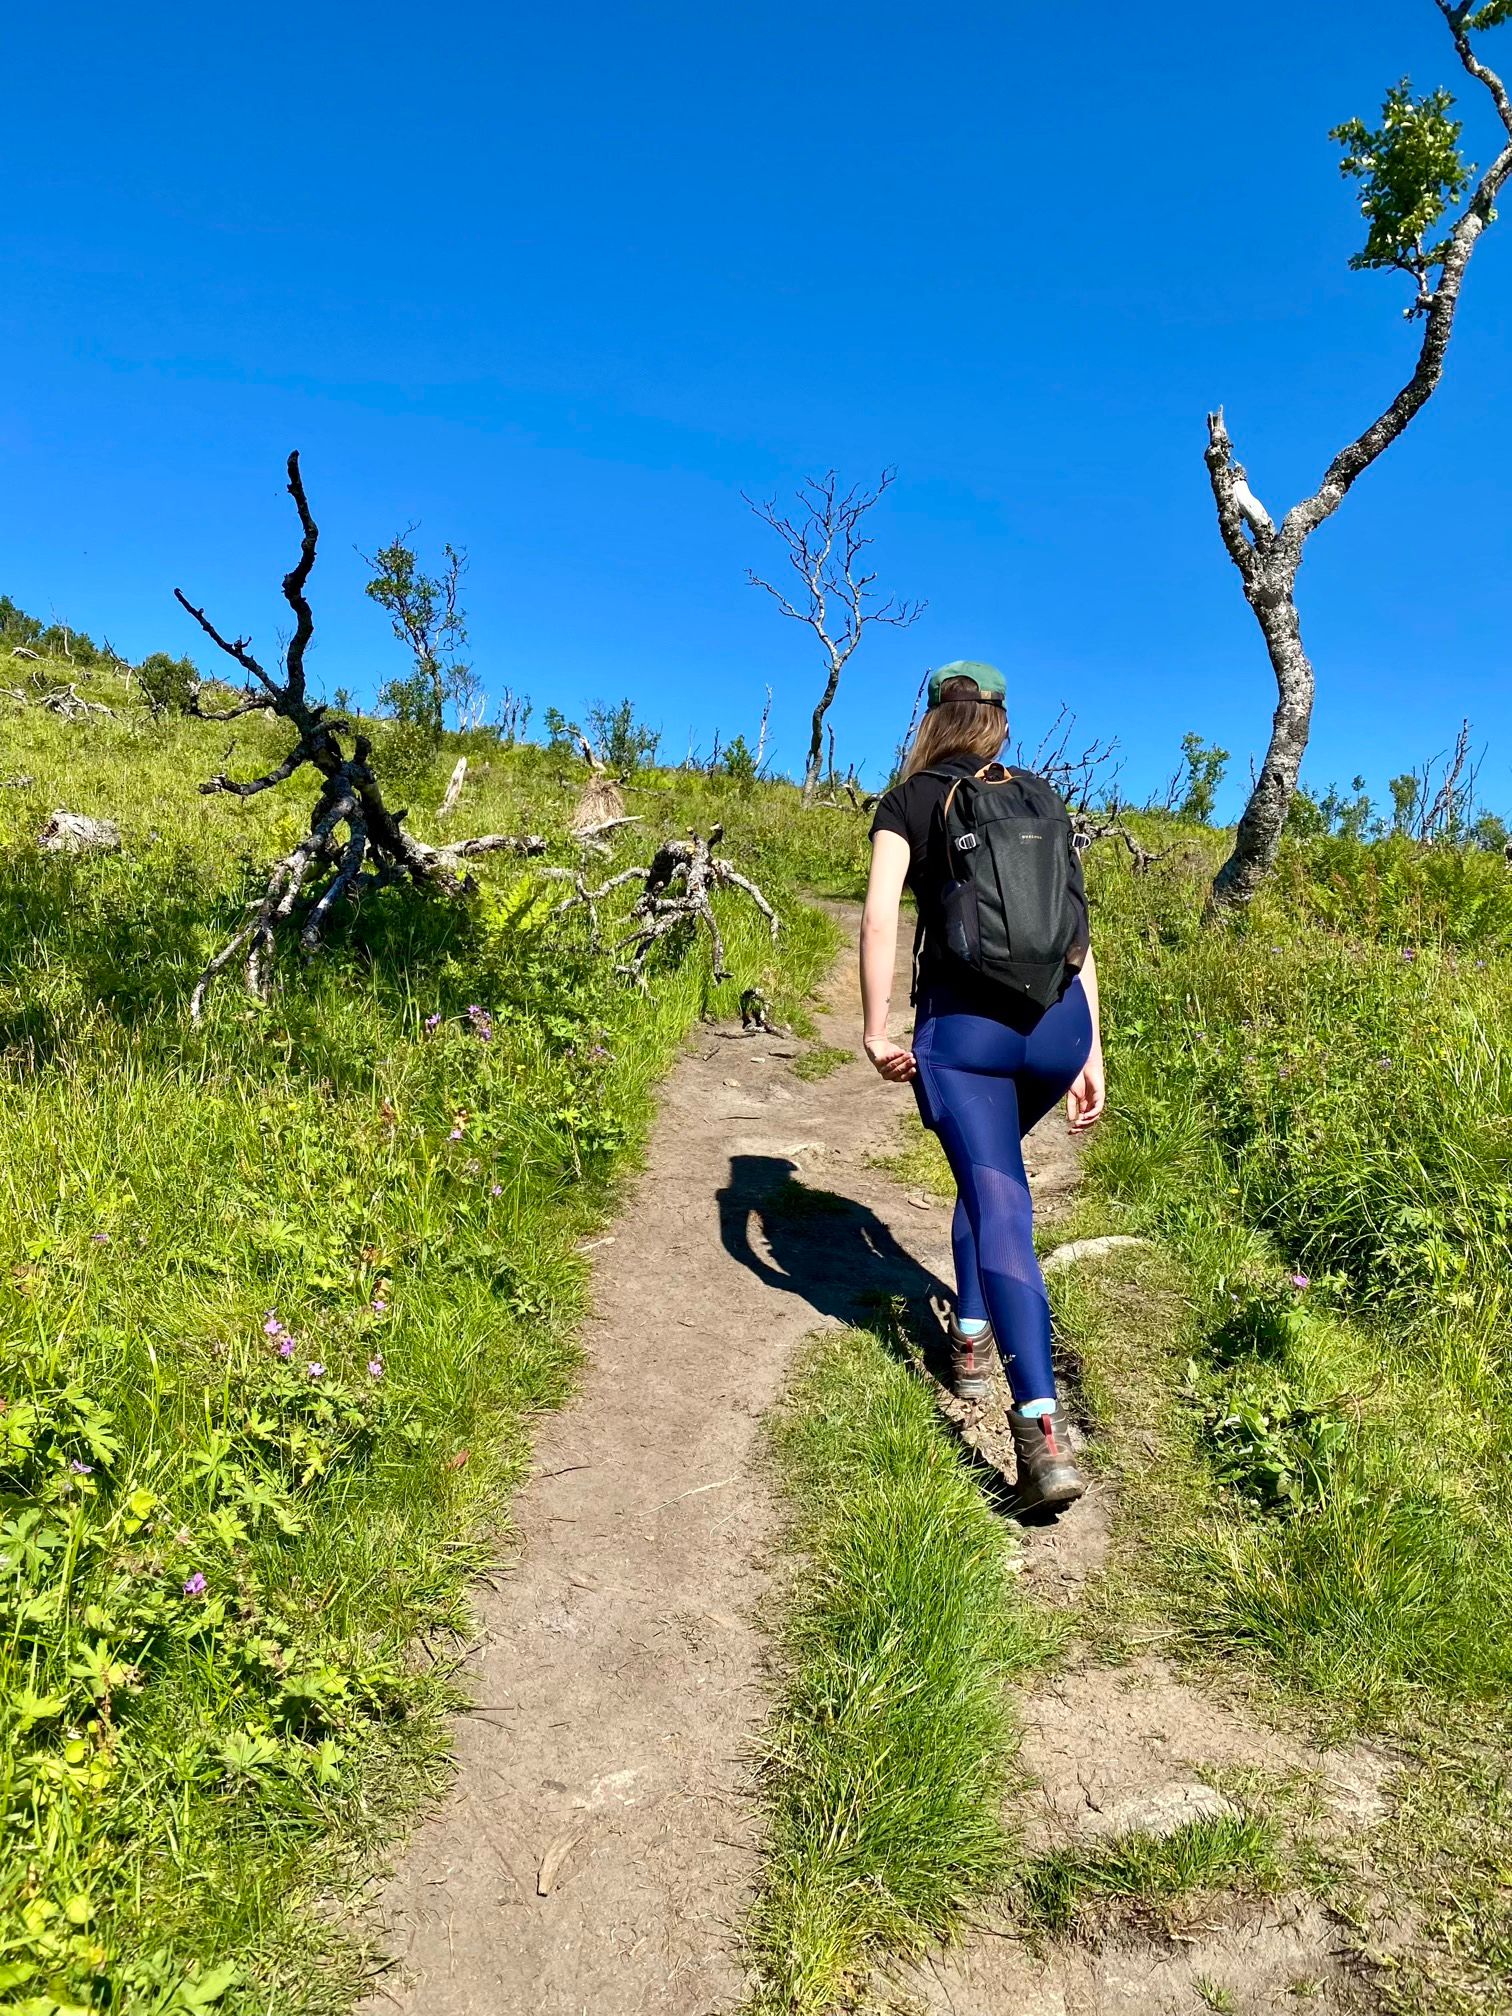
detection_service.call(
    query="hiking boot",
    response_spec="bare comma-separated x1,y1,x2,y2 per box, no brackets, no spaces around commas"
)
1007,1406,1086,1514
947,1319,994,1402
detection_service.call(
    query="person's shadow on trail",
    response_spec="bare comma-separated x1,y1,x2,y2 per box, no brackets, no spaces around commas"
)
717,1152,1033,1518
717,1152,956,1387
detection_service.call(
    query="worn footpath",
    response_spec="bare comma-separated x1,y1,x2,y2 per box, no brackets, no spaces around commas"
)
365,912,1389,2015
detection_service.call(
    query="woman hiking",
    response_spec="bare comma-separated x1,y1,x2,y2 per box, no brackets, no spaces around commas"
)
860,661,1105,1512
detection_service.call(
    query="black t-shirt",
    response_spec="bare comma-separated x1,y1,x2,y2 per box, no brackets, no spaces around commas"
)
870,757,1090,1012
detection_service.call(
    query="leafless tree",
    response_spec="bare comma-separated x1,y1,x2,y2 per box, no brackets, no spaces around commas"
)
1206,1,1512,907
745,470,924,804
174,453,544,1018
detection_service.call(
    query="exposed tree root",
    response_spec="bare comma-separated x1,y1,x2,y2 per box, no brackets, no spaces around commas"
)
548,823,779,982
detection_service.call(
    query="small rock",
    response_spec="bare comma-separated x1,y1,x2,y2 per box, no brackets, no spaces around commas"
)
39,811,121,855
1075,1781,1242,1842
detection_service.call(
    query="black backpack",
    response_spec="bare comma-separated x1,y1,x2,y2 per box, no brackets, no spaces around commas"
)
916,764,1088,1013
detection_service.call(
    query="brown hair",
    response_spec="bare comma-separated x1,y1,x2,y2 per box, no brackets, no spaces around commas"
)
901,676,1008,779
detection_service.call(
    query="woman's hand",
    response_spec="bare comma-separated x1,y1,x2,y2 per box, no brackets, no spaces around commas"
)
864,1033,917,1083
1067,1051,1106,1131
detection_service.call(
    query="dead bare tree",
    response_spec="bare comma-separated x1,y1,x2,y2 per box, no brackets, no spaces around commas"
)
174,453,544,1018
745,470,924,804
549,824,779,982
1206,2,1512,907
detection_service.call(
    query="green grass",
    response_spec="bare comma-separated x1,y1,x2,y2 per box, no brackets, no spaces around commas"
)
1042,821,1512,2004
789,1043,853,1082
1019,1812,1283,1934
749,1322,1059,2012
0,661,852,2013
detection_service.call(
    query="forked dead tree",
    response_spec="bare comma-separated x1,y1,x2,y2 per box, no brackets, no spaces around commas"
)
549,824,779,982
175,453,544,1017
1207,1,1512,907
745,470,924,804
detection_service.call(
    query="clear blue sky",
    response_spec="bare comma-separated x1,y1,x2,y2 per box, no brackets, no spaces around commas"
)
4,1,1510,811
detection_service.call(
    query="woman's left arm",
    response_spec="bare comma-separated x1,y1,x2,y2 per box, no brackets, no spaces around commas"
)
1067,949,1106,1131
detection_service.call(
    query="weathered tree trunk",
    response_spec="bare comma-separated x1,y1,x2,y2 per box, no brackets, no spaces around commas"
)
1210,574,1316,905
801,653,842,805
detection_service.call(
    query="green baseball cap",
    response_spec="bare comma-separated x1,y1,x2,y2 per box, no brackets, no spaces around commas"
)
927,659,1007,708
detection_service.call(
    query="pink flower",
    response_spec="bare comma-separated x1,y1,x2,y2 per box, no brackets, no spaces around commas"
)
448,1127,464,1142
424,1013,443,1031
183,1572,207,1598
368,1357,384,1380
372,1297,388,1315
278,1338,295,1359
263,1312,284,1337
306,1361,325,1380
1290,1273,1310,1291
490,1183,503,1198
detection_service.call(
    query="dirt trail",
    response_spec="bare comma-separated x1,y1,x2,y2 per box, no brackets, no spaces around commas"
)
365,910,1385,2016
364,910,988,2013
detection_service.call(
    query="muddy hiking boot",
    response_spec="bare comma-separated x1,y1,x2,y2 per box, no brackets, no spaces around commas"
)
1008,1406,1086,1514
947,1318,994,1402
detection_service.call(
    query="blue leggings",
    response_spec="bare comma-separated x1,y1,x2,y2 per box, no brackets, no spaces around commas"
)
912,980,1093,1407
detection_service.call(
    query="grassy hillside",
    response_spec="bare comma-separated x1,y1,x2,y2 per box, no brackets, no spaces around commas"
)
0,664,861,2013
1063,825,1512,2006
6,652,1511,2013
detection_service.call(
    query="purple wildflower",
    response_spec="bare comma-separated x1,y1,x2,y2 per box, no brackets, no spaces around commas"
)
69,1460,93,1476
306,1361,326,1380
1290,1273,1310,1291
263,1312,284,1337
183,1572,207,1598
368,1357,384,1380
1402,948,1417,962
278,1338,295,1359
91,1232,111,1244
490,1183,503,1198
449,1127,464,1142
372,1296,388,1315
424,1012,443,1032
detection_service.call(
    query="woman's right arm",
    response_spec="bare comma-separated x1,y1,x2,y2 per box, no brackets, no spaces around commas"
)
1067,948,1106,1131
859,829,917,1082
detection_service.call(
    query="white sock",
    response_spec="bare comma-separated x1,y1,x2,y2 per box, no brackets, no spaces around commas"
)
954,1316,990,1337
1018,1396,1057,1418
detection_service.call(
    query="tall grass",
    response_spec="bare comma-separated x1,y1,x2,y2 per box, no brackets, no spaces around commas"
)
0,664,850,2011
1084,831,1512,1712
1066,823,1512,2002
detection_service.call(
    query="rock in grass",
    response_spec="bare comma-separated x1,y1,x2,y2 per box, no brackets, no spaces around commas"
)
39,810,121,854
1075,1781,1242,1842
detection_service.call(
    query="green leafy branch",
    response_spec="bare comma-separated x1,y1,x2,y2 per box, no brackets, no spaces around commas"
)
1332,81,1471,304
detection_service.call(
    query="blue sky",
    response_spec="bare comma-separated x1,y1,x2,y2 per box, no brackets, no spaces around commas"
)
4,1,1510,810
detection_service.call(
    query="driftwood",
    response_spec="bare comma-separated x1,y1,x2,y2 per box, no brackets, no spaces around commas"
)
0,678,113,720
548,823,779,982
438,755,468,818
174,452,545,1018
39,811,121,855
